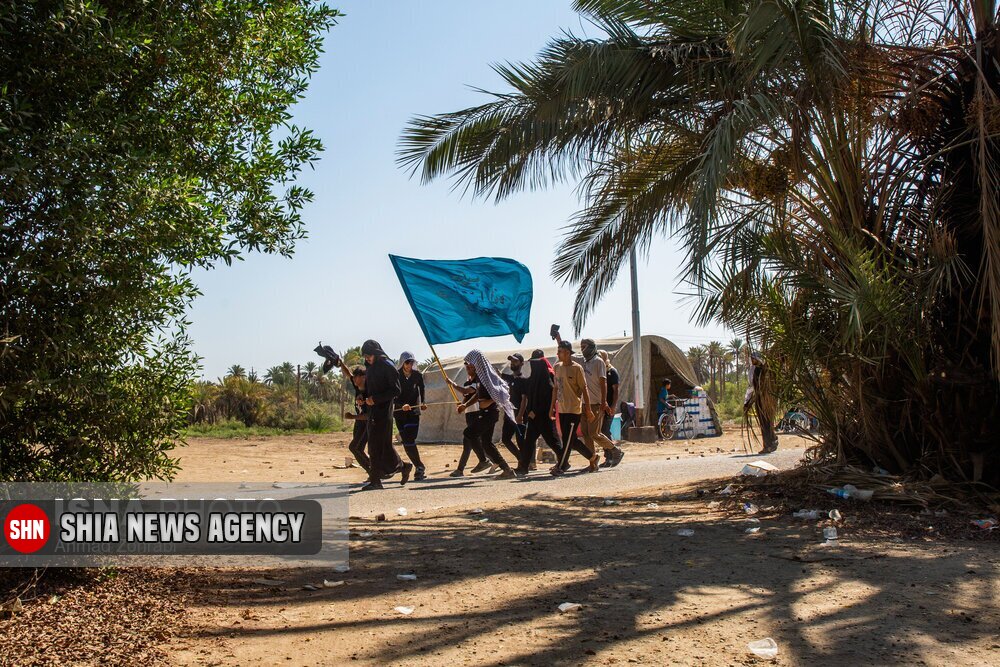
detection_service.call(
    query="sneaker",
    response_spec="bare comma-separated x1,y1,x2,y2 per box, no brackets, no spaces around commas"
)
549,466,564,477
414,467,426,481
513,467,529,478
599,453,613,468
497,470,516,480
400,463,413,486
610,447,626,467
470,461,492,474
487,464,500,474
359,482,384,492
449,469,465,478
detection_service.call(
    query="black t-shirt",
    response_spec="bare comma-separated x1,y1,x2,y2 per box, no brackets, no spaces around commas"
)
464,378,495,408
396,368,425,408
606,367,620,404
501,370,529,409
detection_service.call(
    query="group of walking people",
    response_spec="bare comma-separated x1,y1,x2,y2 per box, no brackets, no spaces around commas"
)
333,333,627,492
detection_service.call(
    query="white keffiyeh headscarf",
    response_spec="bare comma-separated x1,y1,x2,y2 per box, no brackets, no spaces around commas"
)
464,349,515,421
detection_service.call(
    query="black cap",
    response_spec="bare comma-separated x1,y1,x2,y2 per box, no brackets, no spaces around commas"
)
557,340,573,352
530,349,545,359
507,353,524,363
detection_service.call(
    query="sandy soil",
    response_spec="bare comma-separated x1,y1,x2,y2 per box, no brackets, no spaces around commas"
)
173,427,774,484
153,433,1000,667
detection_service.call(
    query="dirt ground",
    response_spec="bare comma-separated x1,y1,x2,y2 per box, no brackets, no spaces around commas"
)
3,432,998,666
162,433,999,666
172,427,766,484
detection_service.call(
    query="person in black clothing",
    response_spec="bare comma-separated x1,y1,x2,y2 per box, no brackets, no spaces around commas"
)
360,339,410,491
455,349,517,479
598,349,620,466
395,351,428,481
443,374,491,476
515,350,588,474
341,364,371,474
499,353,529,462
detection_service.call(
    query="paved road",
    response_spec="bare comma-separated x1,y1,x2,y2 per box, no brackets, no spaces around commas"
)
348,448,805,517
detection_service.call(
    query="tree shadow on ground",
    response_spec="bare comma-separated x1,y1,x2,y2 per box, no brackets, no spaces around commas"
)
178,493,999,666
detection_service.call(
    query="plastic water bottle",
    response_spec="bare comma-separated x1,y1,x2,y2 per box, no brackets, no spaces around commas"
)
827,487,852,499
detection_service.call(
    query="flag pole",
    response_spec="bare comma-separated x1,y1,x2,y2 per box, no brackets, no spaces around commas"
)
429,342,461,405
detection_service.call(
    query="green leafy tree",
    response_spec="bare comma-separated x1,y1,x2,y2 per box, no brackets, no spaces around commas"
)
0,1,339,481
399,0,1000,481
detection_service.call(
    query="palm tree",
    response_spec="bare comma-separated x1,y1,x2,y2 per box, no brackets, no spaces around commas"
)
686,346,708,385
226,364,246,379
342,346,363,369
706,341,724,400
264,363,295,387
720,351,733,400
247,368,259,384
399,0,1000,482
728,338,745,389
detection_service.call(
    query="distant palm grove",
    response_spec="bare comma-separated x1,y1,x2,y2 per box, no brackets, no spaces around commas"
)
187,347,367,435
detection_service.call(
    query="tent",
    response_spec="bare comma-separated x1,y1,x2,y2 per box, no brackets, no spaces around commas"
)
416,334,720,443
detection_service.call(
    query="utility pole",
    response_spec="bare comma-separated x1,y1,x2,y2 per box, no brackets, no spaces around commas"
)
296,364,301,408
630,248,645,425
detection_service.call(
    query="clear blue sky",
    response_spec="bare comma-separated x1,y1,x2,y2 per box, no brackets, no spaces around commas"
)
188,1,732,379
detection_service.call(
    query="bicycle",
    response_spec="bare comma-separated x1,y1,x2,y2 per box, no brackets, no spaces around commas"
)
777,409,816,434
656,397,692,440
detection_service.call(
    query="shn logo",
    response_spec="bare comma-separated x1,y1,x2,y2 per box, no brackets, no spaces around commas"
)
4,503,51,554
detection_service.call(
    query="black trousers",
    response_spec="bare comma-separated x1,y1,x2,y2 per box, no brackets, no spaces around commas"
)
366,403,401,483
394,411,424,468
518,412,560,470
457,412,487,470
557,412,590,469
349,418,370,473
459,408,511,472
395,411,420,444
500,414,523,460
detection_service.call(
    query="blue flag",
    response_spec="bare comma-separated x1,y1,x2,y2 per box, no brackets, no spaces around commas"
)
389,255,533,345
